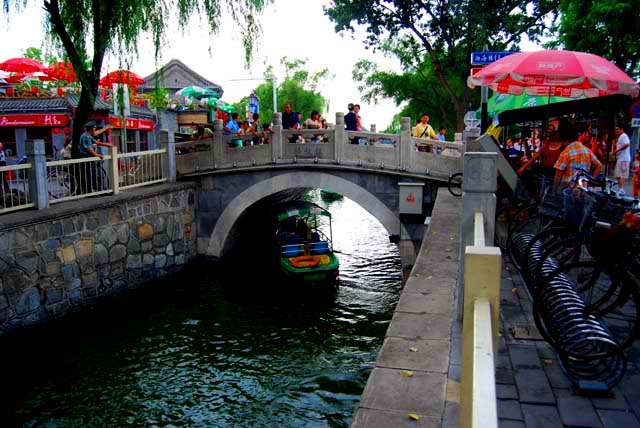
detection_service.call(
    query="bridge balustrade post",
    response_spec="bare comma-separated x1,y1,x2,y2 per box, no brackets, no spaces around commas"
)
457,152,497,320
271,112,283,162
334,112,345,163
370,124,376,133
399,117,411,170
213,119,224,168
158,130,176,184
25,139,49,210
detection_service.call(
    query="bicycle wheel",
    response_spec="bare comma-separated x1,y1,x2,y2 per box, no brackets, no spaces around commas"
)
47,169,77,199
538,261,640,352
447,172,463,197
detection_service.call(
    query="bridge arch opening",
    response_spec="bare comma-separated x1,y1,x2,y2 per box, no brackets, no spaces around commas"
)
205,172,406,258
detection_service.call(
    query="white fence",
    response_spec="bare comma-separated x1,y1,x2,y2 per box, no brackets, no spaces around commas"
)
0,163,34,214
0,140,171,215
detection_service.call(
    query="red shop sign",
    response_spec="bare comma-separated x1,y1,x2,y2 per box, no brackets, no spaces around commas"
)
0,113,69,127
110,117,155,130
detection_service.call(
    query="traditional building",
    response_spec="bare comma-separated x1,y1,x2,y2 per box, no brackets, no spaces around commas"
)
141,58,223,97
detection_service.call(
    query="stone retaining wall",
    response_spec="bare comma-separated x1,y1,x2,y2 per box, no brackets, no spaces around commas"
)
0,185,197,335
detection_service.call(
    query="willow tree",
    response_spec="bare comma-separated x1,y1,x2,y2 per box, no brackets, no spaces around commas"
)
2,0,267,146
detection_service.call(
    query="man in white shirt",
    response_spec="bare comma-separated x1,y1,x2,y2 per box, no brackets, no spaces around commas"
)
613,126,631,190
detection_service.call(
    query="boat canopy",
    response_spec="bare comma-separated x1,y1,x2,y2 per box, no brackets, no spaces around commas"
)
276,202,332,221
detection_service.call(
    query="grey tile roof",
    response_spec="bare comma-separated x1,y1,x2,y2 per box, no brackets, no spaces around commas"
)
65,94,112,111
0,97,70,112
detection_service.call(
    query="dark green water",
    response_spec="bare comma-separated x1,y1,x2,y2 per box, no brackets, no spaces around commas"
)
0,193,403,428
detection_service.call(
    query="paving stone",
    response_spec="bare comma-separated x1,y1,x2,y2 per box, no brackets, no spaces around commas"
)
498,420,525,428
619,374,640,417
359,367,446,416
387,312,452,340
497,384,519,400
509,344,542,370
352,408,440,428
514,369,555,404
395,292,453,315
535,341,557,360
521,404,563,428
557,394,602,427
496,366,515,385
501,305,528,324
591,389,628,411
498,399,523,420
376,337,450,373
442,399,458,427
597,410,640,428
543,363,572,389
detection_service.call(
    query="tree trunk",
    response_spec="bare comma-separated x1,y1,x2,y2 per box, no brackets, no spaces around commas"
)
71,89,92,155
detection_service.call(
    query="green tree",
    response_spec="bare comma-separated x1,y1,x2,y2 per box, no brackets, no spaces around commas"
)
325,0,559,130
548,0,640,80
22,47,59,65
233,58,330,123
2,0,267,148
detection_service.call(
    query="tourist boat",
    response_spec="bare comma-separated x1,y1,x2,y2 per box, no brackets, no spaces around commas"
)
276,202,340,285
320,189,343,201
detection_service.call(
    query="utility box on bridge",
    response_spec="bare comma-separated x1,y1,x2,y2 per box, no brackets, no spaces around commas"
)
399,182,425,215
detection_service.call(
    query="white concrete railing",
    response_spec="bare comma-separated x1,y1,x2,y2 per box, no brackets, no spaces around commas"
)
173,113,464,178
458,151,502,428
0,163,35,214
0,140,174,215
460,211,501,428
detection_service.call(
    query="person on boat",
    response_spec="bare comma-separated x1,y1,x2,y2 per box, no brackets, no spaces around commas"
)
296,219,311,241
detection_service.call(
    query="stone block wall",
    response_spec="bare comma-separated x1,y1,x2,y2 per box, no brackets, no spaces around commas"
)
0,187,197,335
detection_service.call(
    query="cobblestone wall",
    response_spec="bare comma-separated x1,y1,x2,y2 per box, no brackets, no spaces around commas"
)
0,188,197,335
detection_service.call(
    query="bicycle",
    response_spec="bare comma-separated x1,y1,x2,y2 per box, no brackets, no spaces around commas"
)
47,167,77,199
447,171,463,197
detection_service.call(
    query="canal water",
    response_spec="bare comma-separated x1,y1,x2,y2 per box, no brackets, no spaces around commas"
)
0,191,403,428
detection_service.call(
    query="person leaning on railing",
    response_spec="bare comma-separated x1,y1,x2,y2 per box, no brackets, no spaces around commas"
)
76,121,113,194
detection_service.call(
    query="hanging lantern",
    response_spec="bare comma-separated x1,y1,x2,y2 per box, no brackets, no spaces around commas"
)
6,87,13,96
31,86,38,94
131,89,137,96
63,127,70,135
52,128,61,135
57,87,63,96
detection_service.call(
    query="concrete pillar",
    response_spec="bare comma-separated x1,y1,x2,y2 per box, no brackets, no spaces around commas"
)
457,152,497,320
16,128,27,160
399,117,411,170
25,139,49,210
159,130,176,184
213,119,224,167
370,124,377,133
334,112,345,163
463,128,482,152
271,112,283,161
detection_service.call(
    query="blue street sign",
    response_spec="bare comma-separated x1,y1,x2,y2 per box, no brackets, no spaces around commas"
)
471,51,517,65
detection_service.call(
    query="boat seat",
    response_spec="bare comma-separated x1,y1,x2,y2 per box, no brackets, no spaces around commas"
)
282,244,304,257
309,241,330,255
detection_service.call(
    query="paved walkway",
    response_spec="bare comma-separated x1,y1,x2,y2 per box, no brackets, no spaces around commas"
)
497,258,640,428
351,188,461,428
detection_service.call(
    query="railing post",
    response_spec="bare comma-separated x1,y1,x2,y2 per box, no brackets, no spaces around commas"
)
457,152,497,320
370,124,376,133
108,145,120,195
25,139,48,210
213,119,224,168
159,130,176,183
334,112,345,163
271,112,283,162
399,117,411,170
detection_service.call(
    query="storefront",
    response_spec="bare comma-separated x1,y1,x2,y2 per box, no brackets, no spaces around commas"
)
0,110,70,161
109,116,156,152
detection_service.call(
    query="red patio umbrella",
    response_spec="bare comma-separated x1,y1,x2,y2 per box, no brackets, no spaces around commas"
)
468,50,640,98
0,57,46,73
5,72,58,83
99,70,144,87
47,61,77,82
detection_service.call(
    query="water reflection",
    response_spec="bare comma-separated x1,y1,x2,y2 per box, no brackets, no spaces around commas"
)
0,191,402,428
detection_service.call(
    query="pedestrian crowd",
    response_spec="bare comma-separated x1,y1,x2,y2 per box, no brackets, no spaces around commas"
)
507,118,637,198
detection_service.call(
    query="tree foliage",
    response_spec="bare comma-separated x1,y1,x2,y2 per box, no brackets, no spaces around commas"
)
233,58,330,124
325,0,559,130
548,0,640,80
2,0,267,145
22,47,59,65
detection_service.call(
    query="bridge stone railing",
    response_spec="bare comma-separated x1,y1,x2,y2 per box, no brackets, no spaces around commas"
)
173,113,464,180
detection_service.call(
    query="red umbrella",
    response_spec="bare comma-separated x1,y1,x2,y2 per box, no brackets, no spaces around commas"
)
0,57,46,73
99,70,144,87
47,61,77,82
468,50,640,98
5,72,57,83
